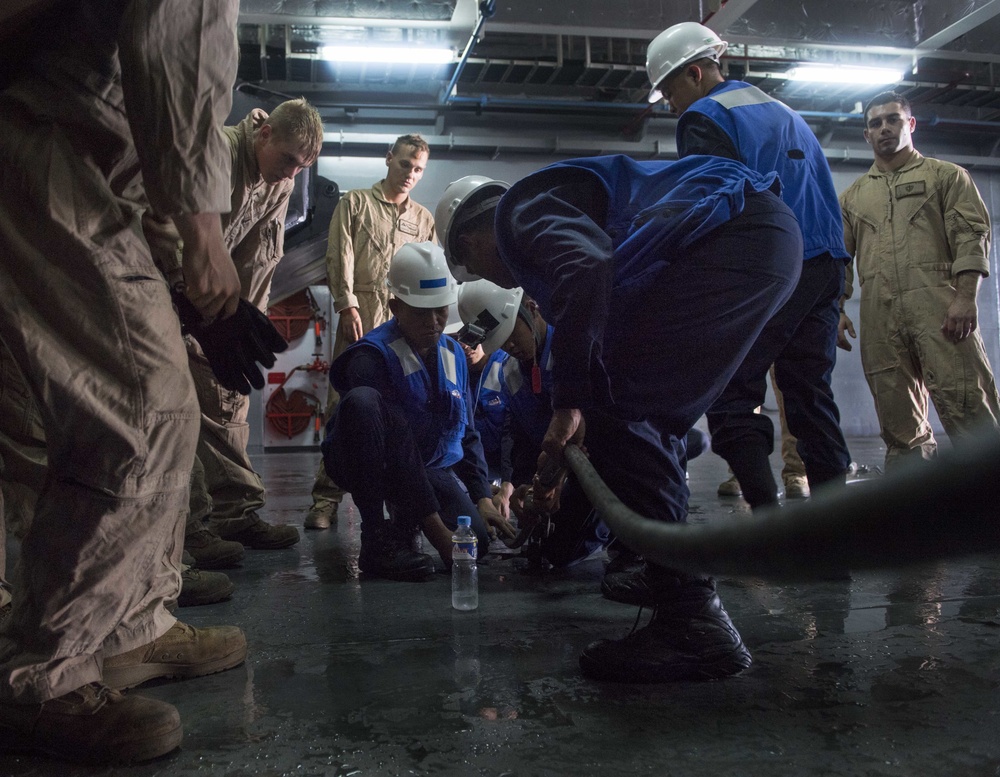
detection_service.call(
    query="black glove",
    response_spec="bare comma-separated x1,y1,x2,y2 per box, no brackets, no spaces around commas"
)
170,286,288,395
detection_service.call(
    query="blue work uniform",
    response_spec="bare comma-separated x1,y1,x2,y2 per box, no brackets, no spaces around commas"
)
322,319,494,549
500,324,610,566
502,324,556,480
678,80,852,507
493,153,802,526
470,347,510,484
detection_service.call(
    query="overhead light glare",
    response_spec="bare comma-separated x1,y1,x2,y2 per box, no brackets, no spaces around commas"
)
318,45,455,64
785,65,903,85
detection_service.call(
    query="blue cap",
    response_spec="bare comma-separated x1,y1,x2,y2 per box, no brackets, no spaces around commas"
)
457,515,471,526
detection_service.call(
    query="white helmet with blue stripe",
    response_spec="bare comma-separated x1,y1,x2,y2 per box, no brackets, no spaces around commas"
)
386,242,458,308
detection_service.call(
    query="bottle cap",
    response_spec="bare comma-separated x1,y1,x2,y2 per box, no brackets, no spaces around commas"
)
457,515,471,526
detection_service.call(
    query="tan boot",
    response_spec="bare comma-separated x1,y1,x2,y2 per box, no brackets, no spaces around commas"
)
783,474,811,499
103,621,247,690
184,526,245,569
222,512,300,549
178,566,235,607
0,683,182,764
304,500,337,530
717,474,742,497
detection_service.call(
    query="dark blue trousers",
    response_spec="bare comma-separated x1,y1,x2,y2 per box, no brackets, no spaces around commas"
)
567,189,804,560
322,386,492,551
707,253,851,509
587,191,801,533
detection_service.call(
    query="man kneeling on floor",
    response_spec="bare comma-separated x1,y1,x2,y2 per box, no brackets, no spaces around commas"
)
321,243,516,580
435,153,803,682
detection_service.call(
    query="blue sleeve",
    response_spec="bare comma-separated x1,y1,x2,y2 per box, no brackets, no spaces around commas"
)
505,170,614,409
500,408,515,484
453,382,493,502
340,347,393,395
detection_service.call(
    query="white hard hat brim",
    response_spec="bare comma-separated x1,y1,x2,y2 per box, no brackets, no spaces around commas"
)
390,287,459,309
447,260,483,284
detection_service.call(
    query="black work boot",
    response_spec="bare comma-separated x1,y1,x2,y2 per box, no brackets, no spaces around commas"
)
601,561,655,607
581,572,752,683
358,546,435,582
358,521,435,582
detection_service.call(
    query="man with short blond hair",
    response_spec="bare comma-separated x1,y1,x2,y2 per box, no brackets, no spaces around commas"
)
155,98,326,564
0,98,325,596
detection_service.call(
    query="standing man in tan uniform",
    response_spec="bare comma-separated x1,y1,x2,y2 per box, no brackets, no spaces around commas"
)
839,91,1000,470
0,0,259,763
305,134,436,530
165,100,325,565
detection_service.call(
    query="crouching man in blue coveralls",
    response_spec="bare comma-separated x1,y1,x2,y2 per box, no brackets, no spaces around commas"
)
452,282,513,487
434,155,803,682
321,243,515,581
457,281,610,568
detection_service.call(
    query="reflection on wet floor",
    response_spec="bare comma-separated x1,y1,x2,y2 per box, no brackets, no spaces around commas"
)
2,436,999,776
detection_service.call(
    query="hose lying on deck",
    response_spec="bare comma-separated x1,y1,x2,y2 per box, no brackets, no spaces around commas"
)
564,429,1000,581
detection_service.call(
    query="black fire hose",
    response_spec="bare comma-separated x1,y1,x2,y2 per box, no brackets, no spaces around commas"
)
563,430,1000,581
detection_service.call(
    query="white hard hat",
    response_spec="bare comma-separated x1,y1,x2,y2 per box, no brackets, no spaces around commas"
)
646,22,728,103
434,175,510,283
386,242,458,308
443,301,463,335
456,280,524,355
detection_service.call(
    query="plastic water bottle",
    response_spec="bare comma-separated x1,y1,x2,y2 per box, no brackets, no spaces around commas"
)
451,516,478,611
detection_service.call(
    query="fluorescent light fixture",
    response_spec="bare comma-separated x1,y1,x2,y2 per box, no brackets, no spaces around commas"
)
785,65,903,85
318,45,455,64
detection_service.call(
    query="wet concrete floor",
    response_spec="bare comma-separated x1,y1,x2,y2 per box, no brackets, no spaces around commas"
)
2,435,999,776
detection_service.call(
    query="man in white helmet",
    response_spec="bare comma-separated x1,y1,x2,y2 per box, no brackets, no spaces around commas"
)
435,154,803,683
453,280,516,487
639,22,851,563
456,281,610,567
320,243,515,581
305,134,437,532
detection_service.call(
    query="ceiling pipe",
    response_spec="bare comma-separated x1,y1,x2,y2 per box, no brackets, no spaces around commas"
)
446,94,1000,132
236,82,999,135
441,0,496,104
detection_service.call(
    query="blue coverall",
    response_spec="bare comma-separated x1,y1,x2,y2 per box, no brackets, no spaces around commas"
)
678,80,852,507
493,154,803,532
322,319,494,552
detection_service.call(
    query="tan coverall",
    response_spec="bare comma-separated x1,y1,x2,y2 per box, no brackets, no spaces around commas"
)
0,111,293,540
182,110,294,532
0,0,236,702
0,341,45,547
840,148,1000,468
310,182,436,509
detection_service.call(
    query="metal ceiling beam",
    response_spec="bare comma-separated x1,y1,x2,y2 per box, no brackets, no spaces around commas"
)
442,0,496,103
703,0,762,34
914,0,1000,53
238,0,479,30
311,128,1000,169
486,22,661,39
